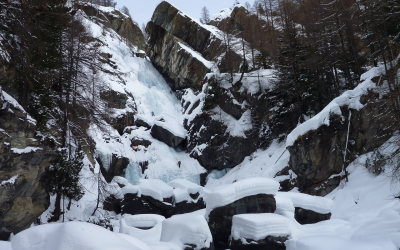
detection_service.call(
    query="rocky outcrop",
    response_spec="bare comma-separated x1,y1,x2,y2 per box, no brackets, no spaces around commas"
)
100,89,128,109
294,207,331,225
111,112,134,135
186,111,256,171
131,137,152,148
135,118,151,129
121,193,171,216
151,123,185,148
119,193,205,218
146,1,228,90
166,198,206,218
230,236,288,250
208,194,276,248
288,93,396,195
79,3,147,51
0,91,57,240
97,154,130,183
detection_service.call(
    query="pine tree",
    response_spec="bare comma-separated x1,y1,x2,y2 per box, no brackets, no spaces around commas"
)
46,145,85,222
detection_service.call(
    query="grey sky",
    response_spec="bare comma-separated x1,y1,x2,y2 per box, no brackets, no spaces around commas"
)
115,0,238,28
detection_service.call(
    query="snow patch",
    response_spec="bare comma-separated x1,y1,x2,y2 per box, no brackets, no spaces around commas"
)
11,147,43,154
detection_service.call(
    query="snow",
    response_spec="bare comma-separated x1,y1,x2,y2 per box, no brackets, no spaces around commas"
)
10,147,43,154
205,177,280,219
206,69,276,95
211,8,232,22
231,213,291,241
11,221,148,250
286,64,384,147
160,214,212,250
178,42,214,69
1,174,19,186
167,179,210,203
79,9,206,187
0,241,11,250
210,107,252,137
146,242,181,250
275,195,295,217
0,89,36,125
117,234,152,250
138,179,173,200
119,214,165,242
276,192,334,214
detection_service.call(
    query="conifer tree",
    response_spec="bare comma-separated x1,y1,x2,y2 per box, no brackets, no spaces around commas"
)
46,145,85,222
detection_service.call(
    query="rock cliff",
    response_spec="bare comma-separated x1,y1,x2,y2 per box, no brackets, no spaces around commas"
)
0,90,57,240
288,92,397,195
79,3,147,53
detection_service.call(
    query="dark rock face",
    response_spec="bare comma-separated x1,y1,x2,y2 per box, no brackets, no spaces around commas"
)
166,198,206,218
219,91,245,120
146,1,228,90
79,4,147,51
151,124,185,148
294,207,331,225
100,89,128,109
119,193,206,218
208,194,276,248
0,92,57,240
146,21,210,91
135,118,151,129
121,193,171,216
288,93,396,195
103,195,122,214
187,113,255,171
230,236,288,250
97,154,130,183
131,138,152,148
111,112,134,135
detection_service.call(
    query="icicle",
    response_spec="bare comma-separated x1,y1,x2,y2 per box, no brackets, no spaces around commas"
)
342,110,351,182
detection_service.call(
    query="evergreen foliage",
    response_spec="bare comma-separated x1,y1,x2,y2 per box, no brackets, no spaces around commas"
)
45,145,85,221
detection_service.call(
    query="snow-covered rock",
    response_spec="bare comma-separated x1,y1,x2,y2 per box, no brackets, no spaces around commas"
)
119,214,165,242
206,178,279,248
160,214,213,250
230,213,290,250
231,213,291,240
205,177,280,218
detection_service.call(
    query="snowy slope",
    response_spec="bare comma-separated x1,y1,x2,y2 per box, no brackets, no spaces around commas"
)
78,9,206,185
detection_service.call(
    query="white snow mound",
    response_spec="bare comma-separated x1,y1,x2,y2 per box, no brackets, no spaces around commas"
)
277,192,333,214
231,213,291,241
120,214,165,242
160,214,212,250
11,221,148,250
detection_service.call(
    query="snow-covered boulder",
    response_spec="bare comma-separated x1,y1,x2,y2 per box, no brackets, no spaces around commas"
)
11,221,149,250
166,179,210,217
206,178,279,248
121,180,173,216
230,213,290,250
276,192,333,224
119,214,165,242
151,123,186,148
160,214,213,250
